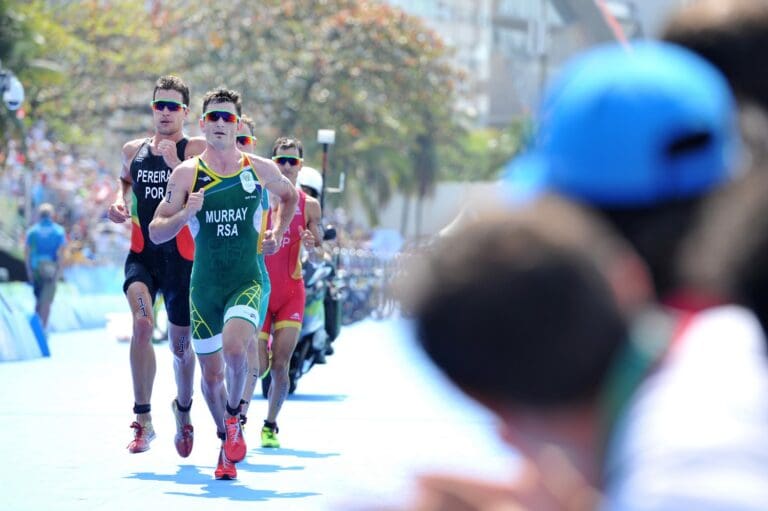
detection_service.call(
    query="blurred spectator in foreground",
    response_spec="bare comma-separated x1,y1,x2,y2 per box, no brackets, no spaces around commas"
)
24,203,66,329
397,199,642,511
502,40,768,510
376,41,768,511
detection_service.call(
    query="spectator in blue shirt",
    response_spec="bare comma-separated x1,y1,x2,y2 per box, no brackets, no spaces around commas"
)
25,203,67,329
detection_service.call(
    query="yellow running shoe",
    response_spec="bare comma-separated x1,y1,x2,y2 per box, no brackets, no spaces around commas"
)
260,423,280,448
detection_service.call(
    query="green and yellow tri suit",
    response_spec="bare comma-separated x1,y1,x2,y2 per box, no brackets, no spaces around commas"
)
256,189,271,329
188,155,269,354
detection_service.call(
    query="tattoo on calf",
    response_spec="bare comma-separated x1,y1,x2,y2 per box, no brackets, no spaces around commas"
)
174,336,187,355
137,296,148,317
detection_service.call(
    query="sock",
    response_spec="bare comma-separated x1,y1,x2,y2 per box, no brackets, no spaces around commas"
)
226,402,242,417
175,398,192,413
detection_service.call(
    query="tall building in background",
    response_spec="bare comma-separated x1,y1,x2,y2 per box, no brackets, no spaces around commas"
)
488,0,643,126
385,0,690,127
385,0,494,124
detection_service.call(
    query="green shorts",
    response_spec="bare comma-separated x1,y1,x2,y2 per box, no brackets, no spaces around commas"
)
190,279,266,355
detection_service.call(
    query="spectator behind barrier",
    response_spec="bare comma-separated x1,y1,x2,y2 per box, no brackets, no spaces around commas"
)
24,202,66,329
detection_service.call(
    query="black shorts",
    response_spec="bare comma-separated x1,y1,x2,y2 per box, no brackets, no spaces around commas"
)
123,248,193,326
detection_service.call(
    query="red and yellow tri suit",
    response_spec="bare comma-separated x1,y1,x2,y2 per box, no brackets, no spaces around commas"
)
259,189,308,339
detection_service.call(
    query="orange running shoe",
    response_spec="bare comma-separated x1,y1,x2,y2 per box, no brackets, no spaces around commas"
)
171,400,194,458
223,416,247,463
127,421,156,453
214,447,237,480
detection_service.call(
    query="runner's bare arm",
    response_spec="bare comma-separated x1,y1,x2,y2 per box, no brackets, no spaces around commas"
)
148,161,199,244
304,196,323,245
302,196,324,262
108,139,142,223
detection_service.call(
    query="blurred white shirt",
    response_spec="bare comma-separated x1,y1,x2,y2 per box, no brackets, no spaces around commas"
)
604,305,768,510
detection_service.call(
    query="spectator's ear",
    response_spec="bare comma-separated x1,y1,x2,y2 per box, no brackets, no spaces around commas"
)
491,405,540,458
465,391,522,447
605,250,654,316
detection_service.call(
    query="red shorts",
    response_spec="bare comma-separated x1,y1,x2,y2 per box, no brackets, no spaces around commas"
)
259,278,305,340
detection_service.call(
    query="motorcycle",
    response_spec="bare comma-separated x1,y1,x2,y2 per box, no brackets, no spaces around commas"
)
262,226,342,396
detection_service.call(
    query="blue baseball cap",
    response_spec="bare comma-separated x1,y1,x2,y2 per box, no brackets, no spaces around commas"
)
504,41,742,208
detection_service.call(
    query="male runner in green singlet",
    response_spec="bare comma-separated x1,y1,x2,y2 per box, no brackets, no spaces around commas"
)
149,88,297,480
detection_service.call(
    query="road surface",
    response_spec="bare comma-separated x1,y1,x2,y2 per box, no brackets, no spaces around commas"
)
0,316,518,510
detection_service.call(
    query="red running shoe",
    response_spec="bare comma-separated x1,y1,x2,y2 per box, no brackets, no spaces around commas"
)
214,447,237,480
172,400,194,458
127,421,156,453
223,415,247,463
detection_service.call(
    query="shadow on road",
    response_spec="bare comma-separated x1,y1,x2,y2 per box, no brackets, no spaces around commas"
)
127,464,321,502
256,448,341,459
287,394,348,402
126,464,211,485
166,485,321,502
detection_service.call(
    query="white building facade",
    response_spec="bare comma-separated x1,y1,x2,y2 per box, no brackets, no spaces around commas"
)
382,0,691,128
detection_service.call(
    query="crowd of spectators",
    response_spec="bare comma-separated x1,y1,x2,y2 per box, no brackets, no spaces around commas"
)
0,121,408,280
0,120,128,268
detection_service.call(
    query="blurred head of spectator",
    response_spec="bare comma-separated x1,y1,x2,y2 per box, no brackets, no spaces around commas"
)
37,202,54,221
404,199,635,508
505,41,742,300
662,0,768,168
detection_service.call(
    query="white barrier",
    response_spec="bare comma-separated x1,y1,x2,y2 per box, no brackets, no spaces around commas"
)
0,265,126,361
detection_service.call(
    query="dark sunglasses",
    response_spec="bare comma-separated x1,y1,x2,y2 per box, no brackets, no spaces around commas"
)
236,135,257,146
202,110,239,123
151,100,187,112
272,156,302,166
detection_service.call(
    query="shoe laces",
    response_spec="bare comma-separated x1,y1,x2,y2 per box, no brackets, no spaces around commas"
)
217,448,234,470
130,421,148,439
226,417,242,440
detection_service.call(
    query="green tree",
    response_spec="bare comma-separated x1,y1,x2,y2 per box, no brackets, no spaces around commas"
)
170,0,461,226
439,119,532,182
4,0,181,145
3,0,472,232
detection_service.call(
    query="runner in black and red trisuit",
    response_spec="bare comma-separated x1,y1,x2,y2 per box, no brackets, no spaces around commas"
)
107,75,206,457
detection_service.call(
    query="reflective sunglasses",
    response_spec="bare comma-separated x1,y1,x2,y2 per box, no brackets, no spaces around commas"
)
202,110,239,123
236,135,257,146
151,99,187,112
272,155,302,166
